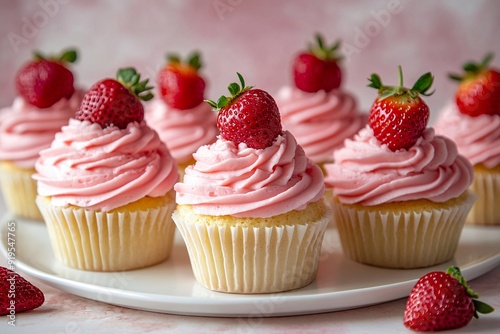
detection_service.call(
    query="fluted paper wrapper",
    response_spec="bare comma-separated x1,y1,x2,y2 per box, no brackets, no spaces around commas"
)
467,170,500,225
0,163,42,220
332,191,476,269
172,207,331,294
36,196,176,272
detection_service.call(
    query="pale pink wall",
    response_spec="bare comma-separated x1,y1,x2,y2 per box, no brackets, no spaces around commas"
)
1,0,500,124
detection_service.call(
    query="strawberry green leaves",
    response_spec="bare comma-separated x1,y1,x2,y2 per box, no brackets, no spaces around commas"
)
449,53,494,81
205,72,253,110
33,48,78,64
117,67,154,102
446,266,494,319
309,33,342,62
368,66,434,101
166,51,203,71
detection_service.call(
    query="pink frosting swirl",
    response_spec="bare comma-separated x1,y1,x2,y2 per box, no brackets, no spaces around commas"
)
276,86,366,163
323,126,473,205
34,119,179,211
434,103,500,168
145,100,217,164
0,91,84,168
175,131,325,218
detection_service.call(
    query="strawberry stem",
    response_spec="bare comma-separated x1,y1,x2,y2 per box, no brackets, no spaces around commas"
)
398,65,403,87
205,72,253,110
116,67,154,102
367,66,434,100
308,33,342,62
188,51,202,70
446,266,494,318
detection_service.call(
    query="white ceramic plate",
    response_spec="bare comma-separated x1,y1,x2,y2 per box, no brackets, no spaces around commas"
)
1,213,500,317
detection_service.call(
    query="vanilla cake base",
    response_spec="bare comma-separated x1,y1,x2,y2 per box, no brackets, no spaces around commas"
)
0,161,42,220
467,164,500,225
332,191,476,269
172,200,331,294
36,192,176,272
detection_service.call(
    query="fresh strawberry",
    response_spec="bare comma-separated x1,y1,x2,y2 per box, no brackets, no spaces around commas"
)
449,53,500,117
75,68,153,129
404,266,494,332
293,33,342,93
0,266,44,315
367,66,433,151
206,73,282,149
15,49,77,108
157,51,206,110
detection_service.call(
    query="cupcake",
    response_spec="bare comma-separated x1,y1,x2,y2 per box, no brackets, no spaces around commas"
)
173,73,331,294
33,68,179,272
275,34,366,169
435,53,500,225
145,51,217,177
324,67,476,269
0,49,82,220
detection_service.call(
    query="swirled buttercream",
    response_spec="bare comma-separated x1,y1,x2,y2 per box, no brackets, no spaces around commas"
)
145,100,217,164
0,91,84,168
323,126,473,205
434,103,500,168
174,131,325,218
34,119,179,211
276,86,366,163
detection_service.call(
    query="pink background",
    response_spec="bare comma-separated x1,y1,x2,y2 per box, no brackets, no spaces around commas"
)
1,0,500,124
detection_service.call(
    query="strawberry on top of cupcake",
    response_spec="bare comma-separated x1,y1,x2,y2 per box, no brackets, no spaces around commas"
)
176,73,325,217
450,53,500,118
325,66,473,205
435,53,500,168
0,48,83,169
145,51,217,168
276,33,366,165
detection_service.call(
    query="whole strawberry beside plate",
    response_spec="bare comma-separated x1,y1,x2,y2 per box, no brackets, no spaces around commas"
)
0,266,44,315
404,266,494,331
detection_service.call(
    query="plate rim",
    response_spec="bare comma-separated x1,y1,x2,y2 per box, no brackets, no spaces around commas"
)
2,213,500,317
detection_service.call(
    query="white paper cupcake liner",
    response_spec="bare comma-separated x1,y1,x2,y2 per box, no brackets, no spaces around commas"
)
323,189,334,227
172,206,332,294
0,163,42,220
332,191,476,269
36,196,176,272
467,170,500,225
